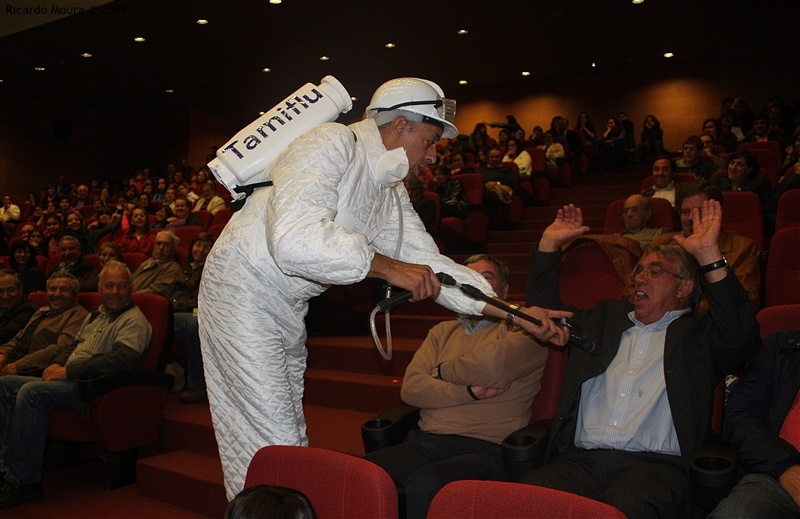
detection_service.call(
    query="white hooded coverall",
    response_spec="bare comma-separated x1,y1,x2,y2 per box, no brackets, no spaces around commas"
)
198,118,495,499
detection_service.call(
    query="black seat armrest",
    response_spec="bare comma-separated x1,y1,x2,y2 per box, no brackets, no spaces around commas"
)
689,435,738,512
361,406,420,454
78,371,175,401
501,419,552,481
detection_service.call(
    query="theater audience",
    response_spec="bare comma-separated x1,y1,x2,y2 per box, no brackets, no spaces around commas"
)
0,270,36,344
707,329,800,519
130,230,183,297
0,271,88,377
170,232,215,404
675,135,716,180
46,236,98,292
8,241,46,295
165,197,202,231
503,138,532,177
0,261,151,508
641,156,677,206
711,150,773,208
627,182,762,311
116,207,156,256
618,194,669,249
432,166,468,219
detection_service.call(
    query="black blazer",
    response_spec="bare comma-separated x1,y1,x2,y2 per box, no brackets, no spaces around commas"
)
527,250,760,465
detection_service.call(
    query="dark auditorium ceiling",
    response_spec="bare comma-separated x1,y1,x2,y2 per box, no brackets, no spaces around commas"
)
0,0,796,126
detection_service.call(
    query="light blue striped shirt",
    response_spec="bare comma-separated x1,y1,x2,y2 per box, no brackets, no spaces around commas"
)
575,308,691,455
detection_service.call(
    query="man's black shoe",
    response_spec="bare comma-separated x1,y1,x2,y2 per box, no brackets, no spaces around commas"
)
0,481,43,508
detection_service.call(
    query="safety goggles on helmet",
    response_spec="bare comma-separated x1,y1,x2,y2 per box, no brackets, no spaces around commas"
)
373,98,457,126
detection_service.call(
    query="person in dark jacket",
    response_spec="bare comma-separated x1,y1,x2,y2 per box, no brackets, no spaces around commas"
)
708,329,800,518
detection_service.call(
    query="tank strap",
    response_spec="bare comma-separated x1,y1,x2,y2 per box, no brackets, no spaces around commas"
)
230,181,273,212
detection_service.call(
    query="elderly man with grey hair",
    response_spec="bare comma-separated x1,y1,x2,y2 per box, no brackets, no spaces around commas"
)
131,230,183,297
619,194,669,249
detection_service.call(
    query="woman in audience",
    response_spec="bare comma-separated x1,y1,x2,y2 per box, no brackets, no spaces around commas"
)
8,240,46,295
166,197,202,231
636,114,665,162
116,207,156,256
43,212,65,257
598,116,628,171
98,241,124,266
712,150,773,208
152,177,168,202
137,192,155,215
152,205,173,229
575,112,597,142
502,137,533,177
27,229,47,257
98,186,112,207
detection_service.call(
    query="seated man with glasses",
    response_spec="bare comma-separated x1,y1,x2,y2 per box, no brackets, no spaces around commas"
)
519,201,760,518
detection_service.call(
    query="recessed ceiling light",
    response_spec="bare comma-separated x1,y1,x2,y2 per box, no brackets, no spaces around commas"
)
457,29,468,35
196,19,209,25
319,56,329,61
81,53,92,58
262,68,271,72
165,89,174,94
134,37,145,42
632,0,644,3
269,0,282,4
259,111,266,115
385,43,395,48
458,80,468,85
663,52,674,58
591,62,596,68
522,71,531,76
34,67,45,71
350,96,357,101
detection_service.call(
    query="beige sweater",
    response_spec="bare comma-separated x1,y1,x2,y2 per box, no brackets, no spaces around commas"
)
401,318,548,444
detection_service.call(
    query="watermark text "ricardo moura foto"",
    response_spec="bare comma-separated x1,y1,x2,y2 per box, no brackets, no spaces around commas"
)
5,3,127,15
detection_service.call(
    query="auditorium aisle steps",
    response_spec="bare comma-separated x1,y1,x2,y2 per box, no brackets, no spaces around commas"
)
20,169,645,518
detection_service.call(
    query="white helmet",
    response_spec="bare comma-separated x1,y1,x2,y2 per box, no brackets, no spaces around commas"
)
365,77,458,138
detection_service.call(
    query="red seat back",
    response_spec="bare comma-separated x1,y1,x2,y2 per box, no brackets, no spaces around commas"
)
558,236,641,309
775,189,800,232
757,304,800,339
245,445,397,519
765,227,800,306
721,191,764,249
452,173,485,206
428,481,627,519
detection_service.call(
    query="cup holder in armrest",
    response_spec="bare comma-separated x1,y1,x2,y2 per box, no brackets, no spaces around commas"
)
501,419,552,480
361,406,420,454
689,437,738,511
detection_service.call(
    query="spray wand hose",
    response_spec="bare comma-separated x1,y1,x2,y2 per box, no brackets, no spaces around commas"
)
370,272,596,361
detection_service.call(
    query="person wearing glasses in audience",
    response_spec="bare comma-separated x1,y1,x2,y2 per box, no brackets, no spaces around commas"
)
628,182,761,311
519,201,759,519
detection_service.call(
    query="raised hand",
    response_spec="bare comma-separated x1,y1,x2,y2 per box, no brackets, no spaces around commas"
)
539,204,590,252
672,199,723,265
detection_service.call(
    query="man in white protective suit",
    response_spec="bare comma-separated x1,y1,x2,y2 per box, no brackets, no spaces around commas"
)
198,77,572,499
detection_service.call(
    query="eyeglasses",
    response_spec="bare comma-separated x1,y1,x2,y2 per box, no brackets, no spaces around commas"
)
633,263,683,280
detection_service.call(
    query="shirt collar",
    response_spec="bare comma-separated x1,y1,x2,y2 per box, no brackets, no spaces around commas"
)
627,307,691,330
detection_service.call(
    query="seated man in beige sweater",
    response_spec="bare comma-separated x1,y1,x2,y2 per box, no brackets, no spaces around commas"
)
366,254,550,519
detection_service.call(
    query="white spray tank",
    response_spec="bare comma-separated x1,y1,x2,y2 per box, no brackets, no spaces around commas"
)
207,75,353,200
